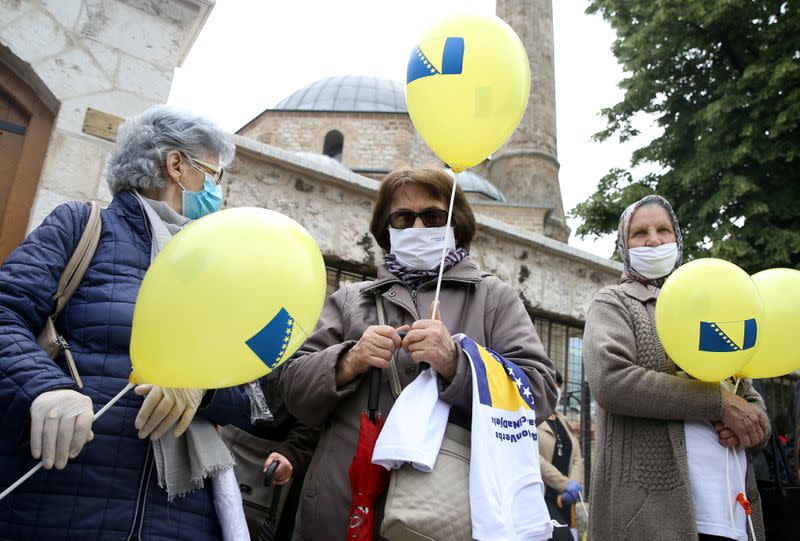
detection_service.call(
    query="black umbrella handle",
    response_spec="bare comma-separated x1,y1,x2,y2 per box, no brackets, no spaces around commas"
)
367,366,381,422
263,460,279,486
398,329,429,370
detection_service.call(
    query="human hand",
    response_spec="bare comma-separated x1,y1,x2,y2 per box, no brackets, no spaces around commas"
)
561,479,582,506
30,389,94,470
134,385,204,440
264,452,293,485
336,325,409,385
720,389,768,449
713,420,740,448
402,301,458,381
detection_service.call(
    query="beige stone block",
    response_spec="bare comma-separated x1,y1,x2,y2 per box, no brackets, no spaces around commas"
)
34,47,112,100
1,8,68,63
86,41,120,78
26,187,73,232
117,53,172,100
542,270,572,315
225,177,271,208
39,131,111,200
78,0,183,67
0,0,30,28
42,0,81,29
56,90,155,134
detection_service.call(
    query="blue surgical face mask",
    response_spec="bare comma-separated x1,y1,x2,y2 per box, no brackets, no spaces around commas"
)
177,173,222,220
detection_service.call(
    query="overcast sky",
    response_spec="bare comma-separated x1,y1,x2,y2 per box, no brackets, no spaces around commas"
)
168,0,651,259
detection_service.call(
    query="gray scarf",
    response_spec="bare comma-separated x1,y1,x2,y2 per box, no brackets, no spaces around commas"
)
134,191,236,500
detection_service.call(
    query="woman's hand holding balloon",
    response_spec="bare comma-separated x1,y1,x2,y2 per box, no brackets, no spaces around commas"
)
720,389,768,449
402,302,458,381
336,325,409,385
134,385,204,440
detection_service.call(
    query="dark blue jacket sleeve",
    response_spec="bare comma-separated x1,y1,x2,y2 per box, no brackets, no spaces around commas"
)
0,202,90,442
198,385,253,428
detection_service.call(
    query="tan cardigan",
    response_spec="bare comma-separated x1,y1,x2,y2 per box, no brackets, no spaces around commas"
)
538,411,584,493
583,281,768,541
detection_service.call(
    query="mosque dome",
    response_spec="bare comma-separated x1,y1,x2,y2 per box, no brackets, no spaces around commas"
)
455,170,507,202
274,75,406,113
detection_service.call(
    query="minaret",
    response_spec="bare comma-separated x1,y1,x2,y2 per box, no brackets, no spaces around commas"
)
491,0,568,241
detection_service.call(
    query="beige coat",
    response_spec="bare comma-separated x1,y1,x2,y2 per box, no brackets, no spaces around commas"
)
538,411,584,494
280,257,557,541
583,281,768,541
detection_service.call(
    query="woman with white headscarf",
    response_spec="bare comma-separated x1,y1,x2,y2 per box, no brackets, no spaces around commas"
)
583,194,769,541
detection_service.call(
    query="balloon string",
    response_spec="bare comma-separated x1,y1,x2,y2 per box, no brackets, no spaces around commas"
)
578,490,588,518
432,174,459,317
731,448,756,540
725,447,735,536
0,382,135,502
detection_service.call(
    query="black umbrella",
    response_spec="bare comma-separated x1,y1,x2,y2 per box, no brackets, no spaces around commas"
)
256,461,283,541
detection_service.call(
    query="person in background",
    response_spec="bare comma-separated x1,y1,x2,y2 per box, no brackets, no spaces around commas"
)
583,194,770,541
538,371,584,541
0,105,252,540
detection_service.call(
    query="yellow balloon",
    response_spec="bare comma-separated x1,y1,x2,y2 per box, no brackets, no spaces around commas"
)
405,14,530,172
655,258,764,382
130,208,326,388
737,268,800,379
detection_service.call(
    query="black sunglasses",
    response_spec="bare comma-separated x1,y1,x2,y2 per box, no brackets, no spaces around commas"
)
387,208,449,229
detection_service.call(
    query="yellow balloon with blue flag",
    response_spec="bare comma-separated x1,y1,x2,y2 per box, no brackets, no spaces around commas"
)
130,207,326,388
655,258,764,382
737,268,800,379
405,14,530,172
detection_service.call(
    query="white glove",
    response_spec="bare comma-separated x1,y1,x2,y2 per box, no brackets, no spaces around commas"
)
134,385,204,440
30,389,94,470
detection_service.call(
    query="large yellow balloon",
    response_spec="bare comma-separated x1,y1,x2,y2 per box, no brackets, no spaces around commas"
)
130,208,326,388
737,268,800,379
655,259,764,382
405,14,530,172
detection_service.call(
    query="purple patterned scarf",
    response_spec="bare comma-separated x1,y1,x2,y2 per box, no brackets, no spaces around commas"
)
384,247,468,288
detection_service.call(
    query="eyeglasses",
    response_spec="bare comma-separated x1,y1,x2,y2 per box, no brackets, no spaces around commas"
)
387,208,449,229
183,153,224,185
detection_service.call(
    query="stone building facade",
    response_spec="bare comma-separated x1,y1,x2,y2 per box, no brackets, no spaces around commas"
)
0,0,212,259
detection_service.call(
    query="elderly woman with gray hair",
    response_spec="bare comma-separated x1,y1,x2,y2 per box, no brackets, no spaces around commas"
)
0,105,252,540
583,194,770,541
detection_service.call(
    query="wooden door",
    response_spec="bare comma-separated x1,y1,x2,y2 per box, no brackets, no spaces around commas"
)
0,62,54,262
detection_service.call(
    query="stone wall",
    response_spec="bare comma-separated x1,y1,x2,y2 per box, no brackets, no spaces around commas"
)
0,0,212,229
227,136,621,322
471,202,550,236
238,110,442,175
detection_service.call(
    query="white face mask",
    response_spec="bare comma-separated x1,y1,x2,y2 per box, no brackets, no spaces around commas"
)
556,389,563,406
628,242,678,279
389,226,455,270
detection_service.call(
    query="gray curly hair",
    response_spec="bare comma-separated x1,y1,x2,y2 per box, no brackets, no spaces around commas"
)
105,105,235,194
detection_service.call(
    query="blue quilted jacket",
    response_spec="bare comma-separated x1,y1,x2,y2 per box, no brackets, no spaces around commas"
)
0,191,252,540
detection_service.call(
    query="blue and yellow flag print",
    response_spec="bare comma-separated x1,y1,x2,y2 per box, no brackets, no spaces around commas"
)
459,336,536,412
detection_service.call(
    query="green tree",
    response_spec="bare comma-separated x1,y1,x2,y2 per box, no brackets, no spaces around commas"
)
573,0,800,272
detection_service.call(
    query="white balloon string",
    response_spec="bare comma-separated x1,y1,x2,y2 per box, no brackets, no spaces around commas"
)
578,490,588,518
726,447,735,536
731,447,756,540
0,382,135,502
432,174,458,318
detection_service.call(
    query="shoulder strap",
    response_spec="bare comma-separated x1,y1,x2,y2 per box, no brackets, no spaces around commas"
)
52,201,102,318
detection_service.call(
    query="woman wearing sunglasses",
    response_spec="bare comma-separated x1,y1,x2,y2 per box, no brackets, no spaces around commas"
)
280,167,557,540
